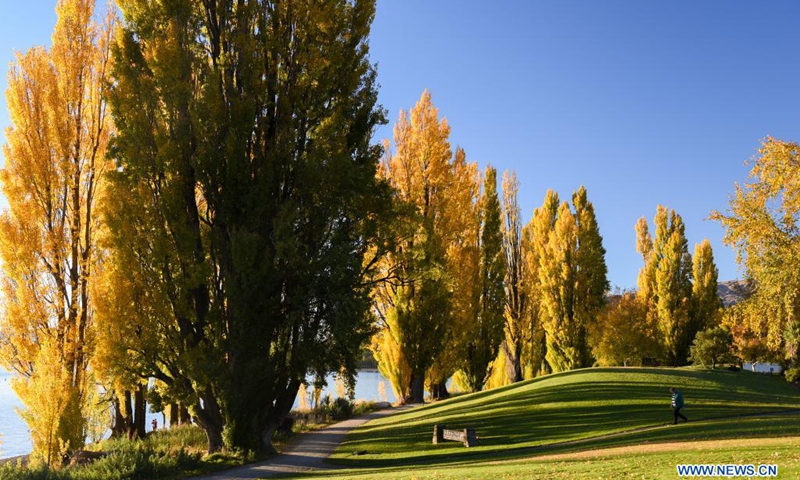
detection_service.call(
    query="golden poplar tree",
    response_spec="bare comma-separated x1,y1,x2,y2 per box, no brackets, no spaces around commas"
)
501,171,532,382
429,148,480,398
524,189,560,374
589,291,660,366
534,188,608,372
691,239,722,335
636,206,693,365
0,0,113,464
372,90,478,403
458,166,505,392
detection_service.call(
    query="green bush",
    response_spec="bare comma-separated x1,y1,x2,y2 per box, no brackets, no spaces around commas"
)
315,395,353,421
0,426,205,480
785,367,800,383
73,444,200,480
0,462,67,480
145,425,207,453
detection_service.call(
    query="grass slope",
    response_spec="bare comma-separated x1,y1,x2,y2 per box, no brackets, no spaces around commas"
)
311,435,800,479
325,367,800,472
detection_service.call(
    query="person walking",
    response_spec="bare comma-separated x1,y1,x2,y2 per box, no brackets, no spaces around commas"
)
670,387,687,424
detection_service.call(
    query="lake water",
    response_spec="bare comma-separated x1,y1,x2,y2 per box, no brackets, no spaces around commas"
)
0,369,394,459
0,371,29,459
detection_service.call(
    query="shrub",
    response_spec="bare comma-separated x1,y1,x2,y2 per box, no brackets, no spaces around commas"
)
0,426,205,480
785,367,800,383
315,395,353,421
0,462,67,480
69,442,200,480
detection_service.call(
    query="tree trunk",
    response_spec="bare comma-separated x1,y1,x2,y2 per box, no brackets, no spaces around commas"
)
168,403,178,427
406,371,425,404
122,389,135,438
179,404,191,425
258,379,301,454
133,384,146,438
194,413,224,454
504,340,523,383
194,388,225,453
429,380,449,400
110,395,126,438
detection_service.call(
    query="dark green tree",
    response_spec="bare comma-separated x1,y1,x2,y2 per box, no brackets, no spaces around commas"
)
689,327,734,369
107,0,390,453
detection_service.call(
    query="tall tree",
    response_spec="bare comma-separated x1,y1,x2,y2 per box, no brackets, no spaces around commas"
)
691,239,722,336
106,0,390,453
427,148,480,399
522,189,560,376
375,90,477,403
460,167,506,391
636,206,694,365
501,171,530,382
712,137,800,367
538,201,579,372
535,187,608,372
0,0,113,464
572,186,610,363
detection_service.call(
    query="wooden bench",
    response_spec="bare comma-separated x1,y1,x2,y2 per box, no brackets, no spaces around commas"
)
432,424,477,447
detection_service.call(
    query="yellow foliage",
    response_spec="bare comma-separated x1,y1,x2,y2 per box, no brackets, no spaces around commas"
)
712,138,800,364
370,327,411,402
0,0,114,459
589,292,660,367
484,349,511,390
371,90,479,402
13,339,72,466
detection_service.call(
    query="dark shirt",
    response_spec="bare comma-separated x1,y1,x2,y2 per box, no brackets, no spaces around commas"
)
671,390,684,408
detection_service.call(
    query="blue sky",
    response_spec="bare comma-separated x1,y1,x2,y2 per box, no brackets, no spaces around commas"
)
2,1,800,288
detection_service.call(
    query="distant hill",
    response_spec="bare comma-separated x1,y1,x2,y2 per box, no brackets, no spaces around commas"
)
717,279,754,307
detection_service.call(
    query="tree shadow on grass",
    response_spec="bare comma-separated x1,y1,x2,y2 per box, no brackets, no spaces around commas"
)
296,413,800,477
327,368,800,470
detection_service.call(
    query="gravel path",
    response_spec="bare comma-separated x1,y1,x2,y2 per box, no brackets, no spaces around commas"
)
191,404,418,480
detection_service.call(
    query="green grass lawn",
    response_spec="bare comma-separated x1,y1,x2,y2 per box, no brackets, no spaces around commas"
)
303,367,800,478
306,435,800,479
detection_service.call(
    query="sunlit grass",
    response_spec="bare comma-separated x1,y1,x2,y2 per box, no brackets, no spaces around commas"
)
304,435,800,479
323,367,800,470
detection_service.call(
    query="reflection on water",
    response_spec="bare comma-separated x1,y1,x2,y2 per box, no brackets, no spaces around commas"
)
293,369,396,409
0,369,395,459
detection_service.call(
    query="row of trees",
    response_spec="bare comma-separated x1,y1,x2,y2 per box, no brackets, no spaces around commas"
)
0,0,393,463
366,88,728,406
589,218,722,368
369,91,611,403
2,0,791,467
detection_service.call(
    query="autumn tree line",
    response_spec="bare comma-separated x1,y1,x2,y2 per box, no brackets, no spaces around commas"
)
0,0,796,466
368,92,727,405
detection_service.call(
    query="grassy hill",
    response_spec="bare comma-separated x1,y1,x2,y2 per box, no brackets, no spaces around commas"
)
303,367,800,478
